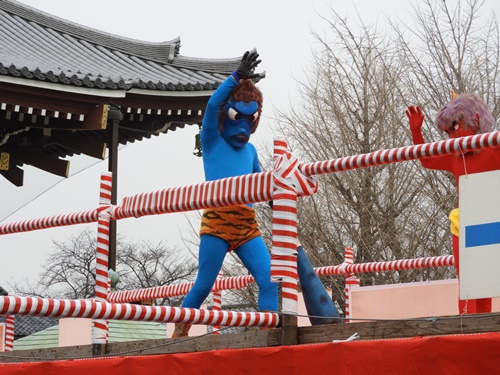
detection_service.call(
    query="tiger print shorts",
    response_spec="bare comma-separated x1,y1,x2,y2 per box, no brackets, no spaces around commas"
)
199,205,262,251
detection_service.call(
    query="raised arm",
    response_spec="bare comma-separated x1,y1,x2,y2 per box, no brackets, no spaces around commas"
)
406,105,452,171
406,105,426,145
201,51,261,152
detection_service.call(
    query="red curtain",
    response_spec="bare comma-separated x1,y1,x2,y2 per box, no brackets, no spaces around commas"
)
1,332,499,374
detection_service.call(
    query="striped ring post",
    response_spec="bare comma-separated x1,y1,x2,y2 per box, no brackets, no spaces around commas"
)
212,273,223,334
271,138,318,314
271,138,298,314
343,247,360,323
4,314,14,351
93,172,113,344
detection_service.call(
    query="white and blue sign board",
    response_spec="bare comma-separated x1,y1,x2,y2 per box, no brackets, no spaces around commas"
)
459,169,500,300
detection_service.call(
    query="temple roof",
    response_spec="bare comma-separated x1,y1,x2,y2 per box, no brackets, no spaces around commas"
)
0,0,245,186
0,0,239,91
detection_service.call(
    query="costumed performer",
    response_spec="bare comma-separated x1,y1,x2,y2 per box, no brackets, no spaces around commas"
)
172,50,278,337
406,94,500,314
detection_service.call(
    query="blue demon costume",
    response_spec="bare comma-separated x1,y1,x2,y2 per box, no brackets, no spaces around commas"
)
172,51,278,338
172,51,338,338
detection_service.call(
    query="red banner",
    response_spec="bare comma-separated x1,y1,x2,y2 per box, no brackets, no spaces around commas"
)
1,333,499,374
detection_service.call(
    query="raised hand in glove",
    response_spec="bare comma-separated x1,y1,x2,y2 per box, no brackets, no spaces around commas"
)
406,105,424,132
233,50,261,80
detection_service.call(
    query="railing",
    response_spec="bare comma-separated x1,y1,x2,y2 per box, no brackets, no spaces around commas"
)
1,131,499,350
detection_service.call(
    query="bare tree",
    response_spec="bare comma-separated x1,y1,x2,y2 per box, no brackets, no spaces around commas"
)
10,228,197,305
117,240,198,306
256,1,499,310
393,0,500,218
396,0,500,114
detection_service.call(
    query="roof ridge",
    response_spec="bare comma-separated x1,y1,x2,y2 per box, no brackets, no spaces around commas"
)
0,0,180,63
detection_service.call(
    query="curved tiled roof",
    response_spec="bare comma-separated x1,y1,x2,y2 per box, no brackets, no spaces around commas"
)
0,0,259,186
0,0,241,91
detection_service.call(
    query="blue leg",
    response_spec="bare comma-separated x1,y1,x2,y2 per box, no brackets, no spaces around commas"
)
297,245,339,325
235,237,278,311
182,235,229,308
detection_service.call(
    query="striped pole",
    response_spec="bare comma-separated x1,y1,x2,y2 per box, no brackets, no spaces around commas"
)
271,138,319,314
212,273,222,334
4,314,14,351
113,172,274,220
343,247,360,322
271,138,298,314
93,172,112,344
345,276,360,323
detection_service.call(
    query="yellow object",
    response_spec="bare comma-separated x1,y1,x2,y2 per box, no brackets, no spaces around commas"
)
449,208,459,236
101,104,109,129
451,90,457,99
0,152,9,170
200,205,261,251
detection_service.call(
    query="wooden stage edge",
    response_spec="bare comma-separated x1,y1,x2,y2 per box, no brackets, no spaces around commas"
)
1,312,499,363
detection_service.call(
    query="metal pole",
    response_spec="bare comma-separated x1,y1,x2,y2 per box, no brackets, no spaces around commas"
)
107,107,122,271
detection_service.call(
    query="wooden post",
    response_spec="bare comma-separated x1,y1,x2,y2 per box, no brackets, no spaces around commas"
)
92,343,108,356
279,313,298,346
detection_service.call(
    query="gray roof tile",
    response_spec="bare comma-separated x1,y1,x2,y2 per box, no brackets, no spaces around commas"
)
0,0,240,91
0,315,58,338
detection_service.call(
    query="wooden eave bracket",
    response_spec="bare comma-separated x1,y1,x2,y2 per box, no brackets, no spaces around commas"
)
0,164,23,186
5,146,69,178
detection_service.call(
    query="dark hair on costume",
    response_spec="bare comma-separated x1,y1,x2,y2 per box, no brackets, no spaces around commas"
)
435,94,494,134
218,79,263,134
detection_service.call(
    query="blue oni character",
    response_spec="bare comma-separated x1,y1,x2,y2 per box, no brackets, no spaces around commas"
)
172,51,338,338
172,51,279,338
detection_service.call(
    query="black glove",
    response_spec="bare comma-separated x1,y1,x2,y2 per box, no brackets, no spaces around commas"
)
235,50,261,80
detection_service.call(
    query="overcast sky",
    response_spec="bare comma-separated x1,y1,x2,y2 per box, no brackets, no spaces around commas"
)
0,0,465,289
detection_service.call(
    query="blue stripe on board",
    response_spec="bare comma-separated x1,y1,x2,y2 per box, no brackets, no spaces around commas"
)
465,222,500,248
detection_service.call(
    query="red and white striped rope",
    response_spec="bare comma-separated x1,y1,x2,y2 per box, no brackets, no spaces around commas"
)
109,283,193,302
93,172,113,344
315,255,455,276
0,296,279,328
2,133,499,236
4,314,14,351
0,209,98,235
108,276,252,303
108,256,453,303
301,131,500,177
113,172,273,220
